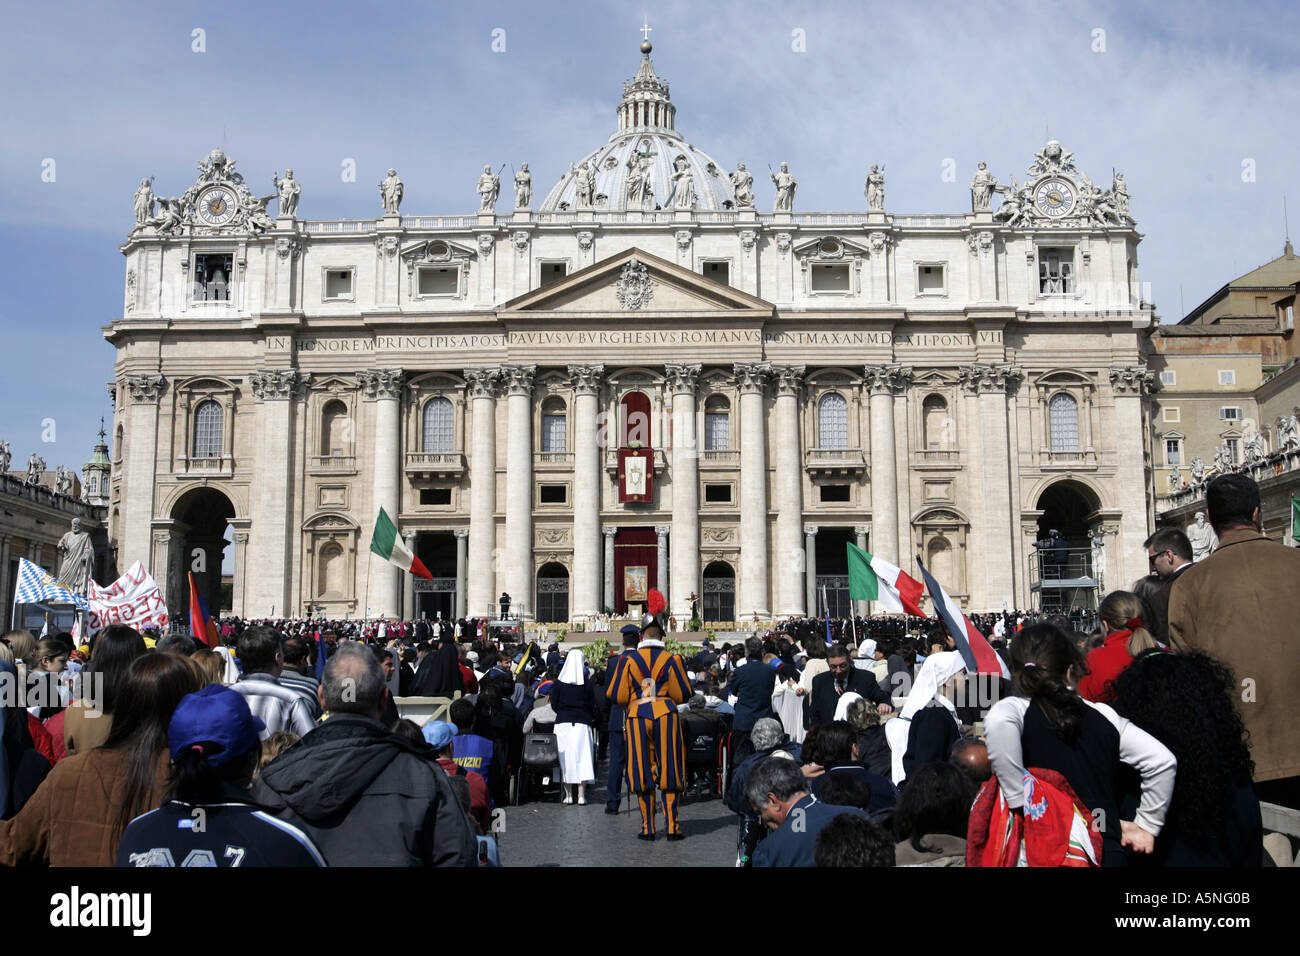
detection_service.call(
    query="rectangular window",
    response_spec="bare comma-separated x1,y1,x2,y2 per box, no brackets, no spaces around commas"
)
1218,369,1236,385
417,266,458,296
703,261,730,285
819,484,850,503
193,253,233,302
1226,438,1240,462
1165,439,1182,465
1219,407,1242,420
704,412,730,451
916,263,945,294
539,262,567,288
704,483,732,503
1160,370,1176,386
1285,304,1296,330
324,269,353,300
541,414,566,453
1038,248,1074,294
811,263,851,292
1163,407,1180,423
419,488,452,506
539,484,567,504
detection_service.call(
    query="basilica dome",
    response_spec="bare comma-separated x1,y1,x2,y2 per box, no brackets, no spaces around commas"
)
539,43,735,214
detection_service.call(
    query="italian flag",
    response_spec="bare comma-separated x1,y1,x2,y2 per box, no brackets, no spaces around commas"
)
846,542,926,617
370,507,432,579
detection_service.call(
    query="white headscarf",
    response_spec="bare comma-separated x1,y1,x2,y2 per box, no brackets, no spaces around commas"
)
833,690,863,722
558,649,586,685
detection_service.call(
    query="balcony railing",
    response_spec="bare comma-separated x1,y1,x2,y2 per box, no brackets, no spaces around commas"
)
912,448,960,467
700,449,740,466
804,447,867,476
404,452,466,481
1040,449,1098,469
535,451,575,467
604,448,668,475
177,455,233,477
1028,548,1100,592
308,454,357,473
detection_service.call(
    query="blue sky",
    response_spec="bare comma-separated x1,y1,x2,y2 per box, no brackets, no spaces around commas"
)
2,0,1298,470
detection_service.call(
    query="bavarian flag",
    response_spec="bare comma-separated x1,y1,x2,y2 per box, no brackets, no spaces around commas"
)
370,507,433,579
187,572,220,648
846,542,926,617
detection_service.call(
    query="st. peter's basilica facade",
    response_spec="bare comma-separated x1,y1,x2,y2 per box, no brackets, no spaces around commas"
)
106,41,1157,625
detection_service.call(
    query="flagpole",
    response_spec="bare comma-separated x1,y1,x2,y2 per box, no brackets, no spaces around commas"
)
364,549,373,630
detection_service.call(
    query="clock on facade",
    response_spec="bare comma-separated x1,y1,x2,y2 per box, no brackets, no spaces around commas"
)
1033,178,1075,218
196,186,238,226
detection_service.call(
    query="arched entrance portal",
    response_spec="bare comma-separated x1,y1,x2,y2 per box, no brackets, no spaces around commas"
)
702,561,735,623
1032,480,1102,613
536,563,569,623
169,487,235,622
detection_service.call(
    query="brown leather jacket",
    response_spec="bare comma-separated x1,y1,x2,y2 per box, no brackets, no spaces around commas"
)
0,747,167,867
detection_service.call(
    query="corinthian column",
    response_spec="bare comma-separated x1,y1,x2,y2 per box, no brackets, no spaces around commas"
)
960,363,1021,609
865,365,906,567
567,364,604,621
503,365,537,621
465,368,500,618
1110,365,1157,589
360,369,402,618
603,526,617,613
247,369,310,616
734,363,772,619
773,366,806,617
454,528,469,619
664,363,701,621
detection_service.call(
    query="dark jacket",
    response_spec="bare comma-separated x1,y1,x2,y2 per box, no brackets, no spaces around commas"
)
550,679,595,726
252,714,477,867
752,794,867,867
725,744,803,817
809,668,890,729
727,659,777,733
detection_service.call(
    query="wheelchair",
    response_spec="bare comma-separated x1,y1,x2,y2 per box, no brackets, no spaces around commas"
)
679,712,731,799
509,722,561,806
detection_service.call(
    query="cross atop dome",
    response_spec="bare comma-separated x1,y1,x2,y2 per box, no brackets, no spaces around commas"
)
620,25,674,132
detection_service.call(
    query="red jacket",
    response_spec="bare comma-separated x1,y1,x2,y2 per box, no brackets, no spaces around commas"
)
438,756,491,834
1078,630,1133,703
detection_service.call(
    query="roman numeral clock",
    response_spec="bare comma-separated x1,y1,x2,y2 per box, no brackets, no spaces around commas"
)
196,185,238,226
1033,178,1075,218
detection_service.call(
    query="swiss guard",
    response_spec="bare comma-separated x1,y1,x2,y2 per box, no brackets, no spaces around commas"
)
609,589,691,841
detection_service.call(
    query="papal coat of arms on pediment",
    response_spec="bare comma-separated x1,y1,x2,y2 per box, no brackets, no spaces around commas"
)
615,257,655,310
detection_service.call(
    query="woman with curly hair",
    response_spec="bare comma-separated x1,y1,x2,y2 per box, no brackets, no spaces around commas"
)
985,622,1177,866
1111,650,1262,866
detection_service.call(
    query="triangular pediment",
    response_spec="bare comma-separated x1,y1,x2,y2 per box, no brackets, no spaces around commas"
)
501,247,774,315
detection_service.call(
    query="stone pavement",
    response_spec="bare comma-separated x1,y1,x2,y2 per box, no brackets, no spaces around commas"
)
495,755,740,867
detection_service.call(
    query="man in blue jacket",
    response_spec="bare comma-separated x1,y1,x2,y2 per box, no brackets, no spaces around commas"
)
746,753,866,867
725,636,776,750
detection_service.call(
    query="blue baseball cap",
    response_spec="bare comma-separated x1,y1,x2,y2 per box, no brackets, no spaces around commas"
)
620,624,642,637
422,720,457,750
168,684,266,766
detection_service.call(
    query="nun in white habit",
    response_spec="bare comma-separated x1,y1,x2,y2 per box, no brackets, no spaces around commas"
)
549,649,598,805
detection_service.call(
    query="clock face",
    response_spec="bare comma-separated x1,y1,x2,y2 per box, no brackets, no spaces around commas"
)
1034,179,1075,218
196,186,237,226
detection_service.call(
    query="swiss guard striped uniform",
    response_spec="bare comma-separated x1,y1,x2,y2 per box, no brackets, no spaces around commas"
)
610,640,691,838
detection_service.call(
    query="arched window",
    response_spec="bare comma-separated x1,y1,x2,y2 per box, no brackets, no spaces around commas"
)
1049,393,1080,452
704,395,730,450
317,541,345,597
322,400,349,456
114,424,124,461
541,397,567,453
923,394,949,449
87,474,98,495
817,393,848,449
193,400,223,459
422,397,454,453
619,390,651,446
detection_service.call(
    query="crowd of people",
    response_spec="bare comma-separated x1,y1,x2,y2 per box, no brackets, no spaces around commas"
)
0,472,1294,867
